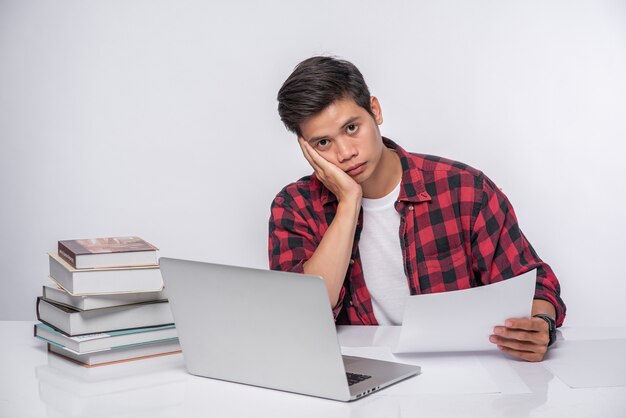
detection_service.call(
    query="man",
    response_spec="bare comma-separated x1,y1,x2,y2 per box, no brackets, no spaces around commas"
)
269,56,565,362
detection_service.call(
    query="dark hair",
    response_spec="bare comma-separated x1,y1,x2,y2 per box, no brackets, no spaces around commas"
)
277,56,374,136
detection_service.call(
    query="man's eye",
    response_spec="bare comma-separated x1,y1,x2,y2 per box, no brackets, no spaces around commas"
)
346,124,358,134
316,139,329,149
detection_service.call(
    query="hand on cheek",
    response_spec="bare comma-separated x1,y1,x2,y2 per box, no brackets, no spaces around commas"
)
298,138,362,203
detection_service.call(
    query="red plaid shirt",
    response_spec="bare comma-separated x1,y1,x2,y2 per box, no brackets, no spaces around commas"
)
268,138,566,326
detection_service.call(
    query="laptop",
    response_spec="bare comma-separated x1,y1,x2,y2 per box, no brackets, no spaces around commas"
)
159,257,420,401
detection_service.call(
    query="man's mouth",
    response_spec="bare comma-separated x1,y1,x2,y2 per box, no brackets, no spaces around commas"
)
346,163,367,176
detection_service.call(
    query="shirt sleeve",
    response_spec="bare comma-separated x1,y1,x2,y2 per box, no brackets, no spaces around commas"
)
470,174,566,326
268,192,346,319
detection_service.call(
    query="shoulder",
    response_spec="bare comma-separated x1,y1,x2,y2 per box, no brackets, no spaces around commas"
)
385,138,493,199
408,152,483,178
271,174,321,208
407,152,488,192
386,138,485,183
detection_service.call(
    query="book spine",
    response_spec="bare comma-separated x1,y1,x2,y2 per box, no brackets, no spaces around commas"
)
36,297,42,322
57,242,77,267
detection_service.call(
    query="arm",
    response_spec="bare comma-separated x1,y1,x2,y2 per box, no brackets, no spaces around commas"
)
268,139,362,311
302,199,360,308
470,174,565,361
299,139,362,308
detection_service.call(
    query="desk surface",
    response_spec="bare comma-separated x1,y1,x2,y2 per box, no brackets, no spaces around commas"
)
1,321,625,418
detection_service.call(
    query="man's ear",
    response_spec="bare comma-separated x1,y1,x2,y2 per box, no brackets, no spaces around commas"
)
370,96,383,125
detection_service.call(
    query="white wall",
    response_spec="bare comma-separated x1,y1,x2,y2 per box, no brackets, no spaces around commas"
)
1,0,625,325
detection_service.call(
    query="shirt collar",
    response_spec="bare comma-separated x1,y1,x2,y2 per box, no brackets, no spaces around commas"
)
319,137,432,206
384,138,431,204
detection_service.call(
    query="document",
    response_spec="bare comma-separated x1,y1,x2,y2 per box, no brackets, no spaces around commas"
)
394,270,536,353
543,338,626,388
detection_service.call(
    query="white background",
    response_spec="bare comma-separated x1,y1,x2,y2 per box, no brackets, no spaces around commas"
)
1,0,624,324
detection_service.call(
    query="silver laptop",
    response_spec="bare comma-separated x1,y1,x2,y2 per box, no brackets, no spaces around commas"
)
159,257,419,401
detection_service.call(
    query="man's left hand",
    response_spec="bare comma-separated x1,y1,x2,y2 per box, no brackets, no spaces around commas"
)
490,317,550,362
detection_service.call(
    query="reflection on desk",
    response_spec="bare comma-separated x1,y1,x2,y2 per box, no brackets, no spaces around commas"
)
36,353,186,417
0,322,625,418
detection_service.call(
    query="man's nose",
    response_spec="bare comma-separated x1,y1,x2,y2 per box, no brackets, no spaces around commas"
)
336,138,358,163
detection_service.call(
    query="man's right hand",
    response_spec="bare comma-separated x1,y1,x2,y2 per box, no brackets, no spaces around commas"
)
298,138,362,308
299,138,362,205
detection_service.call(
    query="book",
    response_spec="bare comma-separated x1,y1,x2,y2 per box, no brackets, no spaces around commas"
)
43,279,167,310
58,236,158,269
47,340,181,367
34,322,178,354
48,252,163,295
37,297,174,337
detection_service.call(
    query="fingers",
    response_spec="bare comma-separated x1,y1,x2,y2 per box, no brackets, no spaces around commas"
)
496,345,546,362
299,138,331,173
493,319,548,343
502,317,548,332
492,327,544,344
490,332,549,350
298,138,321,172
490,317,550,362
299,138,337,184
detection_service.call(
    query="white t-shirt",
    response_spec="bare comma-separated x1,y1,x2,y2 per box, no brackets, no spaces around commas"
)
359,181,408,325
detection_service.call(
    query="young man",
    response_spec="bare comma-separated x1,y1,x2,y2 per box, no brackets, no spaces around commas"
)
269,56,565,362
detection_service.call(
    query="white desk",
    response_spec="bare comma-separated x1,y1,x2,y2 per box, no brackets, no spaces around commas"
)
1,322,625,418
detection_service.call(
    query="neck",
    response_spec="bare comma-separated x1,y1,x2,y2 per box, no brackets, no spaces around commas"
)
361,148,402,199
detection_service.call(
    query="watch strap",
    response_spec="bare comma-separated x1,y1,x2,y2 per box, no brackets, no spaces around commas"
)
533,313,557,346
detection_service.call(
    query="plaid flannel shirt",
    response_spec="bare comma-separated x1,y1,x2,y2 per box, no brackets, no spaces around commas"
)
268,138,566,326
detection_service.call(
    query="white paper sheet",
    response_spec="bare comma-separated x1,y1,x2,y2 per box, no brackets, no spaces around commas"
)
543,339,626,388
394,270,536,353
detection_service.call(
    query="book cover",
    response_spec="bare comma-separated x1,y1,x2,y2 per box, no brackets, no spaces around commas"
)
58,236,158,269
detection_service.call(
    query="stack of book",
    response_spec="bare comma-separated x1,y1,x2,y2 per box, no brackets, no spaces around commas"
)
34,236,181,367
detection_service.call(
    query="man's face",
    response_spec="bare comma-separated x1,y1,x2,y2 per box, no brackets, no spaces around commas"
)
299,97,385,186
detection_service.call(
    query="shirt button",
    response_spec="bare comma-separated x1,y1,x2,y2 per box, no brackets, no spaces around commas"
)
408,205,414,211
349,259,355,265
349,300,354,306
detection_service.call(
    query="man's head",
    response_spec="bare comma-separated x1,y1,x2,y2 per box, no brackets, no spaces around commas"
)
276,56,400,199
277,56,375,137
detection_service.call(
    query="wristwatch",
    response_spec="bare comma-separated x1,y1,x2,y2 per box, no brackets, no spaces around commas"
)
533,314,557,346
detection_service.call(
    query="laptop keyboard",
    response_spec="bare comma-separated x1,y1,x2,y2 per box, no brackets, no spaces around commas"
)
346,372,372,386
